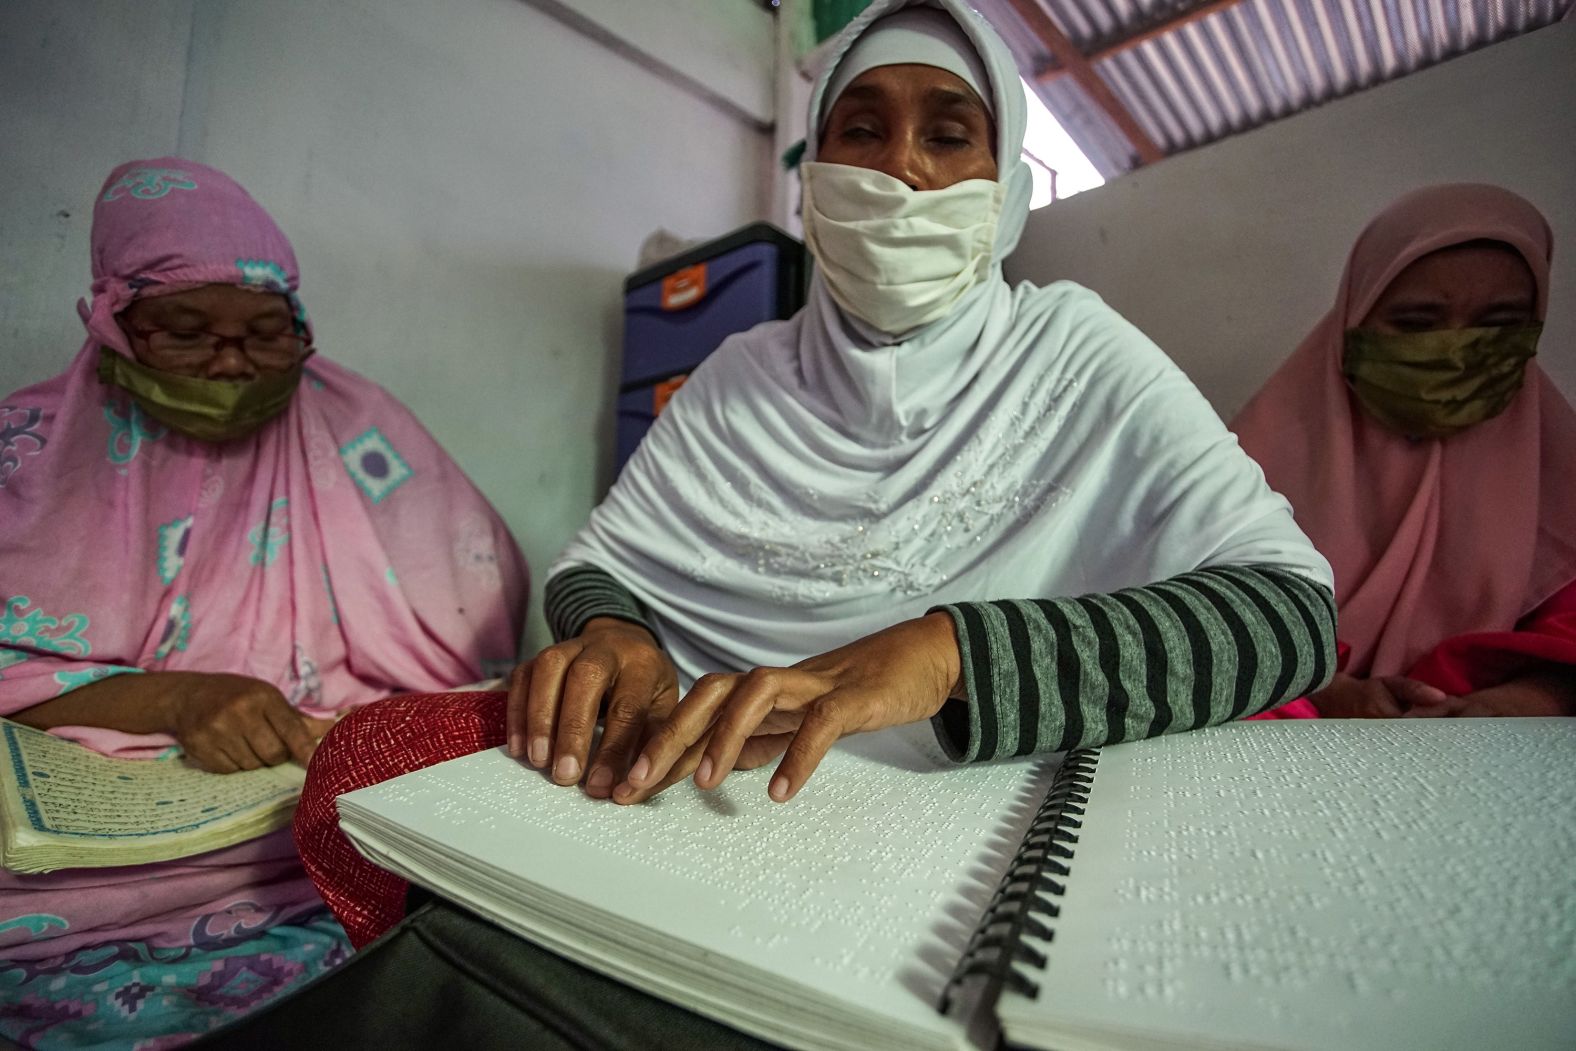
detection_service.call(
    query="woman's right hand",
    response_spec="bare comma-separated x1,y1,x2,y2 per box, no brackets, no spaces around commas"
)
1308,671,1448,718
162,673,333,772
506,617,680,798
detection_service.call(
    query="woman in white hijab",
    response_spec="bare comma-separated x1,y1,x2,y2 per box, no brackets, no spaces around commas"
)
495,0,1337,807
298,0,1338,944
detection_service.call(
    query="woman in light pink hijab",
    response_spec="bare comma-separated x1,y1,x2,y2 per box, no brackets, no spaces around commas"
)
1233,183,1576,719
0,158,527,1047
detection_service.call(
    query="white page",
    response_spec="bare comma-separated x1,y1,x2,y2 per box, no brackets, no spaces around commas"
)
340,724,1059,1051
998,719,1576,1051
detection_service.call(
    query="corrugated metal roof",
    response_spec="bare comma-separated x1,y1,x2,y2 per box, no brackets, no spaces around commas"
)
979,0,1573,177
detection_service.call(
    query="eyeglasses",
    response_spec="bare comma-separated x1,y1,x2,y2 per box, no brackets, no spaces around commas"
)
126,325,311,371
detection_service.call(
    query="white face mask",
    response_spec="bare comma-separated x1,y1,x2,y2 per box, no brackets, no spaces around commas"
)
801,161,1004,335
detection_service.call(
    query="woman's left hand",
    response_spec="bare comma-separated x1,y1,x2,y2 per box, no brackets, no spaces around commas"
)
1402,671,1576,718
612,612,963,805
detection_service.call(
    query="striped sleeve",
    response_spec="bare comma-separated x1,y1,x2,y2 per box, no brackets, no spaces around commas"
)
544,565,653,642
929,565,1336,762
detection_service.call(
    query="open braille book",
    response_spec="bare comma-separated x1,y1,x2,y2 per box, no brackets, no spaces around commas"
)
336,717,1576,1051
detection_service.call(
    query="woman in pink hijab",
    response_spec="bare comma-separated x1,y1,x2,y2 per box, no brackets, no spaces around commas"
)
1233,184,1576,719
0,158,528,1047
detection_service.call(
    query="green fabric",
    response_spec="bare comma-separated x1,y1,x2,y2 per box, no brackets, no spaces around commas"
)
96,346,304,442
932,566,1336,762
814,0,874,43
545,564,653,642
1341,323,1541,439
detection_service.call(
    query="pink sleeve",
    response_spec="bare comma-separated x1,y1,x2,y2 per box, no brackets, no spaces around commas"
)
47,724,181,759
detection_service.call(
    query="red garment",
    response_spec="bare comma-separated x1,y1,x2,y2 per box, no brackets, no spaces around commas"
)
295,691,507,948
1407,579,1576,695
1246,697,1319,720
1250,588,1576,719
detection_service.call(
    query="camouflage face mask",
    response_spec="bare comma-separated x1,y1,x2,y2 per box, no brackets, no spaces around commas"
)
1341,323,1541,440
97,347,305,443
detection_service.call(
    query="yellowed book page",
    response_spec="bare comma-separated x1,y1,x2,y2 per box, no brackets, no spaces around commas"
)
1,719,304,871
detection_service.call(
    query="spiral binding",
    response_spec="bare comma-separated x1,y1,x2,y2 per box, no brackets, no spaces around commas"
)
939,748,1099,1012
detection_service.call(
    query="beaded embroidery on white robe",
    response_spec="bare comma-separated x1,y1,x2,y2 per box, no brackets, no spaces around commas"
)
682,374,1080,604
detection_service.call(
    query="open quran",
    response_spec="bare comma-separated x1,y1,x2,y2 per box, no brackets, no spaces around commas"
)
0,718,304,874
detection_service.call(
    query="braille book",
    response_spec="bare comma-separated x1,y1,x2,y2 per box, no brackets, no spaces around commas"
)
0,718,305,873
335,718,1576,1051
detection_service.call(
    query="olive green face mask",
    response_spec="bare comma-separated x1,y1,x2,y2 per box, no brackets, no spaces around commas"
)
1341,323,1541,440
97,347,305,443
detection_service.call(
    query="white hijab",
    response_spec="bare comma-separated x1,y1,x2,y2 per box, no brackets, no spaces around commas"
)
556,0,1330,685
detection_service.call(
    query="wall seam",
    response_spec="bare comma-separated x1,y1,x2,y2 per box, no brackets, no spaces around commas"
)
173,0,203,157
518,0,775,132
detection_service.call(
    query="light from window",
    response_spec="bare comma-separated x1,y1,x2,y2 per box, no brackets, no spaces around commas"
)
1019,77,1104,208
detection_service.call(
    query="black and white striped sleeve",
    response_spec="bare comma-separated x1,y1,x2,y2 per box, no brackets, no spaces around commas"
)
544,564,653,642
930,565,1336,762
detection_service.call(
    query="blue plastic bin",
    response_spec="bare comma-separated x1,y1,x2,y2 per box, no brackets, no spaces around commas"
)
616,223,804,474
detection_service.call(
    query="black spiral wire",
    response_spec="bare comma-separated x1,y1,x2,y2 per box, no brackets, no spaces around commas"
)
940,748,1099,1010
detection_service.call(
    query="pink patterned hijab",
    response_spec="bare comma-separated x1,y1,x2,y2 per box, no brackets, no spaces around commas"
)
1233,184,1576,677
0,158,528,754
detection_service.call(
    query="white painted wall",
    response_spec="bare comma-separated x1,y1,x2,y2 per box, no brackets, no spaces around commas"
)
1004,21,1576,420
0,1,196,372
528,0,777,127
0,0,773,653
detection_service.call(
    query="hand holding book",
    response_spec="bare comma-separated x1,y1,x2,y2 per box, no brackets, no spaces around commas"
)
0,718,308,873
161,672,335,771
11,670,334,773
